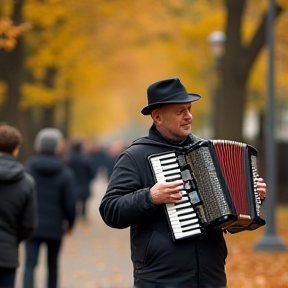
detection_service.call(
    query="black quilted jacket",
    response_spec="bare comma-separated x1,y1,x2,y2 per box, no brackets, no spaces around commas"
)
0,153,37,268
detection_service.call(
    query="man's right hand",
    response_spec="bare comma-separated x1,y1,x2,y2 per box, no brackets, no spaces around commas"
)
150,180,183,205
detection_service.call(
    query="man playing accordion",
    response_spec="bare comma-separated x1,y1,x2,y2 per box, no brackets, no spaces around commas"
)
99,78,266,288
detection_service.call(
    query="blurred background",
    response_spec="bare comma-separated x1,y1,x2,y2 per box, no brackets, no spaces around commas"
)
1,0,288,287
1,0,288,201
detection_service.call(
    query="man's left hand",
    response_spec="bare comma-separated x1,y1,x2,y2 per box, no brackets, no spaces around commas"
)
256,177,267,200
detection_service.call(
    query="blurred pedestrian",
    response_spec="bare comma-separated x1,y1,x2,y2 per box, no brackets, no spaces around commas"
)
22,128,77,288
89,140,108,178
0,123,37,288
105,140,126,180
67,139,95,221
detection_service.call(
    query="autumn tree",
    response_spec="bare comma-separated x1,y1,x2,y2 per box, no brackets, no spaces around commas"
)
0,0,32,159
1,0,288,161
217,0,285,141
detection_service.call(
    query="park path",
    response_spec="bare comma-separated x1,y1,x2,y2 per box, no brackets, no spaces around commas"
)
15,172,288,288
16,173,133,288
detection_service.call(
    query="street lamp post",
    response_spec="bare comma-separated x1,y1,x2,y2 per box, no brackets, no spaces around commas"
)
207,31,226,139
254,0,286,252
207,31,226,63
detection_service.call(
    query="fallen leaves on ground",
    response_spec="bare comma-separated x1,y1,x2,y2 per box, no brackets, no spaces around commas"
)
225,206,288,288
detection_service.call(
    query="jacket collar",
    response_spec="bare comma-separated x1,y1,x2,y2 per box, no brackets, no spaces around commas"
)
148,124,195,147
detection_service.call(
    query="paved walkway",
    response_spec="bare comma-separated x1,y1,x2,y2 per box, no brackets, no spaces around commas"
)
16,173,133,288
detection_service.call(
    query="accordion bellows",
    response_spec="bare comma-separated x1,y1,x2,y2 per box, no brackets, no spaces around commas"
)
148,139,266,241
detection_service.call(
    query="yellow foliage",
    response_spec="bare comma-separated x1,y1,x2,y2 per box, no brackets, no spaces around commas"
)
1,0,288,139
86,0,225,136
21,83,59,107
277,0,288,9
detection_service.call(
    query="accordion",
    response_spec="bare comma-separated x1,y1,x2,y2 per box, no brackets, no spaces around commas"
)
148,139,266,241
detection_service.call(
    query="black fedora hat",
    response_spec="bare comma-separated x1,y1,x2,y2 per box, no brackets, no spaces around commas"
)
141,78,201,115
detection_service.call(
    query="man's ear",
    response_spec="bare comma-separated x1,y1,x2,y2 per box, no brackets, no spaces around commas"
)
12,146,20,158
151,109,161,124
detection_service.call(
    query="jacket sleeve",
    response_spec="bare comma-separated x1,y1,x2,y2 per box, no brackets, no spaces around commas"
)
18,174,38,243
99,151,157,229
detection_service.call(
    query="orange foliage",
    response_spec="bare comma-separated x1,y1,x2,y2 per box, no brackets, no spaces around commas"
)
0,18,31,51
225,206,288,288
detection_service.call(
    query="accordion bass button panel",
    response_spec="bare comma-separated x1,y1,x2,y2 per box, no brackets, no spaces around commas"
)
149,153,203,240
250,155,261,216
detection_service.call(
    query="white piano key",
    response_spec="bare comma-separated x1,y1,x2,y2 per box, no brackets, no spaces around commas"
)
168,205,192,214
151,163,164,168
179,218,200,226
170,213,197,221
165,174,182,181
170,220,182,231
166,203,175,209
154,172,181,178
176,195,189,204
156,168,181,177
150,161,162,167
150,159,161,164
174,229,202,239
182,223,201,230
161,163,180,170
152,153,176,160
171,223,201,232
167,201,192,211
150,162,164,167
170,218,199,230
151,159,176,165
160,158,178,165
170,217,199,227
167,206,195,216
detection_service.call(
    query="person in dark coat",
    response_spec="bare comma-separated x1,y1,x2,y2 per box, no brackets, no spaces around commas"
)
0,124,37,288
67,139,95,221
22,128,77,288
99,78,267,288
89,141,109,178
105,140,126,180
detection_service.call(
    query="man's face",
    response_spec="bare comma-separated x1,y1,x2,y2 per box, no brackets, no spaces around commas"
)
152,102,193,142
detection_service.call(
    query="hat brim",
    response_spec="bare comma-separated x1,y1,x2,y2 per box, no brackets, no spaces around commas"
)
141,93,201,115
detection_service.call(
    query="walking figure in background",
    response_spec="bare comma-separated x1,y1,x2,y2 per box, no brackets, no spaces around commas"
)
89,140,109,179
0,124,37,288
67,138,95,221
22,128,77,288
105,140,126,180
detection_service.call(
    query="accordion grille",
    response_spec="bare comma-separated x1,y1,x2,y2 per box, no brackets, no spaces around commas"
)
180,146,232,224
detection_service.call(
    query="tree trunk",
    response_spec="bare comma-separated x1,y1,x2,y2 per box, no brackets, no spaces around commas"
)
214,76,246,141
0,0,24,125
40,67,57,127
0,0,30,162
214,0,283,142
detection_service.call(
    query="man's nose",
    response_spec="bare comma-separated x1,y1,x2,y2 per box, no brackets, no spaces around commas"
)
184,110,192,119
